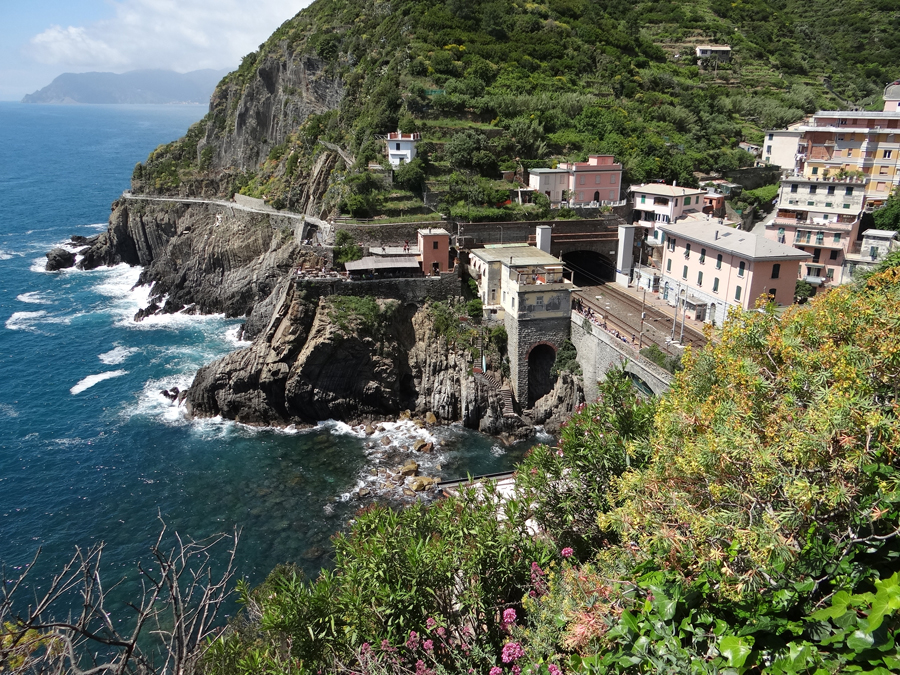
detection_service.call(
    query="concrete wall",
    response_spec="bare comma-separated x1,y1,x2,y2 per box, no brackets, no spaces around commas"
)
570,312,672,400
293,272,461,305
505,313,571,404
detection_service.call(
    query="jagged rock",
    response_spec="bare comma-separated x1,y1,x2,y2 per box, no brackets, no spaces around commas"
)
531,372,585,434
364,424,376,436
399,461,418,477
399,410,412,420
380,436,392,446
409,476,435,492
425,412,438,425
402,488,416,497
45,248,75,271
413,439,427,452
134,302,161,321
422,442,434,453
357,488,371,498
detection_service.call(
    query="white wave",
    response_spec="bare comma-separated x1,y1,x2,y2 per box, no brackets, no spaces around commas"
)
99,346,138,365
124,372,196,424
16,291,54,305
490,444,507,457
85,223,107,231
0,404,19,418
6,311,48,331
71,370,128,395
0,250,15,261
225,325,251,347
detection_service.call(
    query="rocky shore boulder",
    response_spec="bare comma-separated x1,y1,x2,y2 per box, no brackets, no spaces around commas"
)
45,248,75,271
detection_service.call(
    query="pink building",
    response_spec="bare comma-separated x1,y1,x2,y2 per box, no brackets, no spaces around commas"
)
558,155,623,205
658,222,811,326
417,227,451,275
631,183,707,244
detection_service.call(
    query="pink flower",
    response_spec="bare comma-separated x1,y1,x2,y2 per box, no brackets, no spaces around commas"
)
490,668,503,675
549,665,562,675
512,667,521,675
426,617,436,629
556,449,564,457
436,626,446,637
561,547,574,558
502,608,517,625
423,639,434,651
406,631,420,650
501,641,525,663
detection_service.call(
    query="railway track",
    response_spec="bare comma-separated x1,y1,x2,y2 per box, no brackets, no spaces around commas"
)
574,284,708,352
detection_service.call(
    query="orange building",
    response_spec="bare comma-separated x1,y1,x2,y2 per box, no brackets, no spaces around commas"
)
417,228,451,275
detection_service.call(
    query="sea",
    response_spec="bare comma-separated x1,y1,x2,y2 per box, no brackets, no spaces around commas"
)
0,102,544,602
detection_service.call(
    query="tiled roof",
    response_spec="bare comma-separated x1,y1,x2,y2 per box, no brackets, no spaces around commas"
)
659,222,812,260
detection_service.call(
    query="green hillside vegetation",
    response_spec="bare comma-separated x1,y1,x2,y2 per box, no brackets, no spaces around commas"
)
138,0,899,221
202,265,900,674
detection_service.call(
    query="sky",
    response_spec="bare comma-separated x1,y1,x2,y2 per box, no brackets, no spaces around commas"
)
0,0,314,100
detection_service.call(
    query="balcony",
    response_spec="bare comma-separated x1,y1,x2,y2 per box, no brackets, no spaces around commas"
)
512,266,569,288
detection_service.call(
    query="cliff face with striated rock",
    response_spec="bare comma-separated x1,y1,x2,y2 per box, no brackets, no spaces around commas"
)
78,198,328,317
184,285,576,436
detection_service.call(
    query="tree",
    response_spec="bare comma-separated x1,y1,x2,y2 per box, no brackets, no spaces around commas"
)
1,520,238,674
393,158,426,194
872,188,900,230
795,278,815,299
333,229,363,265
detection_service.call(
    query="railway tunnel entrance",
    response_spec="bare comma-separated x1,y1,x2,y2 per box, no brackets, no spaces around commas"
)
561,250,616,286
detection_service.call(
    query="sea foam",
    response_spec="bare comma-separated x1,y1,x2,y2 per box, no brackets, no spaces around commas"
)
5,311,48,331
16,291,54,305
71,370,128,395
99,346,138,365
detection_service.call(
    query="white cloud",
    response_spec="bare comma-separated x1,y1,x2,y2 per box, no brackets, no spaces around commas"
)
27,0,312,73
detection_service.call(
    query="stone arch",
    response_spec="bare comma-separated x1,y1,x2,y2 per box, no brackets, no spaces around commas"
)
622,360,669,397
527,342,558,404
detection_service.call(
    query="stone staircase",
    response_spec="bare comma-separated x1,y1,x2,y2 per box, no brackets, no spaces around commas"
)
476,371,518,418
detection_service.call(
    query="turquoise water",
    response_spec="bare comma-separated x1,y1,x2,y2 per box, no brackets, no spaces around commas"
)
0,102,541,596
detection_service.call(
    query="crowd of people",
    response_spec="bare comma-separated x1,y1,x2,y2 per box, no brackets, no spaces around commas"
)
572,298,638,346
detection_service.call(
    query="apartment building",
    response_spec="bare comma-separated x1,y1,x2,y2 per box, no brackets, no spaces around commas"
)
765,84,900,210
658,222,811,326
631,183,706,243
528,155,624,206
844,228,900,278
763,174,865,285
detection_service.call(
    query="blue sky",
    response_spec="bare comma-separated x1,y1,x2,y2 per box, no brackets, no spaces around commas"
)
0,1,312,100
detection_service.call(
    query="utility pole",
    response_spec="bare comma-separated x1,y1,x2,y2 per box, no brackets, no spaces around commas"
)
679,295,686,345
638,288,646,350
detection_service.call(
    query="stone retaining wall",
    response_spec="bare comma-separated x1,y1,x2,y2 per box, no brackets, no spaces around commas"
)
293,272,461,304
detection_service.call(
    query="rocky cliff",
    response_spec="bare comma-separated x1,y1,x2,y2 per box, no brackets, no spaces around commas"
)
185,286,580,435
78,198,327,317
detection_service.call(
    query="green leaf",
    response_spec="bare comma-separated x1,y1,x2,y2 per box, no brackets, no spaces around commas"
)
846,630,875,652
654,592,677,621
620,610,640,634
719,635,753,668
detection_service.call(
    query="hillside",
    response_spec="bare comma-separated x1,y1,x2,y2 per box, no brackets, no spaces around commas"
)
130,0,900,222
21,69,229,105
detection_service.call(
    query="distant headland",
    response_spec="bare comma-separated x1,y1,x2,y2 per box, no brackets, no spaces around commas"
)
21,68,230,104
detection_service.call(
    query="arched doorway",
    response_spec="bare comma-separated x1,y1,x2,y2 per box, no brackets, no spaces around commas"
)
528,343,557,404
593,191,600,202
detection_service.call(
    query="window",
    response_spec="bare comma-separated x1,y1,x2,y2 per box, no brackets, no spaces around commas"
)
847,149,853,157
816,232,824,245
512,296,515,307
684,243,691,258
827,185,835,194
640,195,646,204
536,296,544,305
825,202,833,208
684,196,691,205
668,238,676,252
833,233,841,243
716,254,722,270
812,167,819,175
682,265,688,279
845,187,854,196
610,175,617,184
697,271,703,286
699,248,706,263
772,263,781,279
735,285,742,301
769,289,777,301
667,258,672,272
768,133,773,140
880,166,889,175
790,184,798,193
738,261,746,277
713,277,719,293
885,150,894,159
830,249,839,260
432,241,439,249
809,185,817,194
843,203,851,209
491,289,496,302
807,201,815,206
878,182,888,192
579,175,585,185
675,198,679,207
766,145,772,154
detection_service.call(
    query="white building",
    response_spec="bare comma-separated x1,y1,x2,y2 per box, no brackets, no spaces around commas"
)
382,130,420,167
528,168,570,203
695,45,731,61
631,183,706,244
844,229,900,278
764,129,804,170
